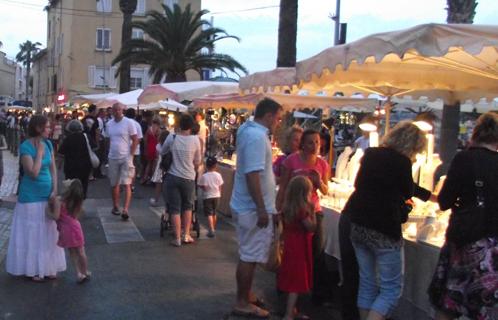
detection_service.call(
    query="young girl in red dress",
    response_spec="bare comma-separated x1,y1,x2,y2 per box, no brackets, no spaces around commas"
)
47,179,89,283
278,176,317,320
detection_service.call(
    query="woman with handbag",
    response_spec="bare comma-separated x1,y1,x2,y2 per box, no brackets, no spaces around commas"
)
161,114,201,247
428,112,498,320
58,120,93,198
343,121,433,320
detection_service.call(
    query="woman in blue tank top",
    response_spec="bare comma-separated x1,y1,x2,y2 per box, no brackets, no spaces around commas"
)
6,115,66,281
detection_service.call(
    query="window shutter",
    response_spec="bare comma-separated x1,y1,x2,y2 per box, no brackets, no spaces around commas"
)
109,67,118,89
88,65,96,88
143,67,150,87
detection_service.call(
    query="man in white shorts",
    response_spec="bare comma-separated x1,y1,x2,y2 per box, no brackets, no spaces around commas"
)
230,98,283,318
124,108,143,191
106,103,138,220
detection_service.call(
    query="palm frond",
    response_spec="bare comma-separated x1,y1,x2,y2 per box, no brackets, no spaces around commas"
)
113,3,246,82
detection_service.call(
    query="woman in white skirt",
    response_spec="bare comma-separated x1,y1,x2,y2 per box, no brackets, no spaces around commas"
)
6,115,66,282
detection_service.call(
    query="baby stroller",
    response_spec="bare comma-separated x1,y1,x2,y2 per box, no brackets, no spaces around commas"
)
160,188,201,239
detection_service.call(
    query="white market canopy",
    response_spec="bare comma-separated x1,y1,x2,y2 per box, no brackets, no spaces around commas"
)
138,81,239,104
192,92,378,112
96,89,143,109
72,92,117,105
239,68,297,94
141,99,189,113
295,23,498,104
293,111,318,119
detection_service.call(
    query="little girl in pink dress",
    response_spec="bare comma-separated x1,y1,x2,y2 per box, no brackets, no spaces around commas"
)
47,179,89,283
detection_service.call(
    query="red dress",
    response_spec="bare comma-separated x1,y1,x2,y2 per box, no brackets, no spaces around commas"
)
145,131,158,161
56,204,84,248
277,210,314,293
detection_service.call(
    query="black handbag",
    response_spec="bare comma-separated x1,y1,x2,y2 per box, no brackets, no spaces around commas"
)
445,152,487,247
160,134,176,172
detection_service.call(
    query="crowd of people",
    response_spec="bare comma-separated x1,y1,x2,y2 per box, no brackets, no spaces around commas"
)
229,98,498,320
1,98,497,320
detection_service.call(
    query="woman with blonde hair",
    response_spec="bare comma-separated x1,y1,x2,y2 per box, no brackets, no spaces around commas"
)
342,121,434,320
428,112,498,320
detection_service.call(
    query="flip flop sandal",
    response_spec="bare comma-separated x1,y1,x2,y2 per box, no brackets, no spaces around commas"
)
231,306,270,319
77,275,89,284
31,276,46,283
250,297,267,309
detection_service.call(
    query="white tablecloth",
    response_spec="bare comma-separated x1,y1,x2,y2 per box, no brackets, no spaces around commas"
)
321,205,445,320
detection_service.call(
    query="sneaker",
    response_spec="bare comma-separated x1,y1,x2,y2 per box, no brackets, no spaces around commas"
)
182,234,195,244
170,239,181,247
207,230,216,238
149,198,159,207
121,212,129,221
111,207,121,216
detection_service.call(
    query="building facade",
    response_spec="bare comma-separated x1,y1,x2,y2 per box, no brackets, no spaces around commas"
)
35,0,201,110
15,64,27,101
32,49,49,110
0,51,17,106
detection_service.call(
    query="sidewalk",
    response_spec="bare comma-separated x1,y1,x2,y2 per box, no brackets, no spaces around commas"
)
0,170,342,319
0,149,18,264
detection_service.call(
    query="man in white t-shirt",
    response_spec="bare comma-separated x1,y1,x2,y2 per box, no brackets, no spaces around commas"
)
105,103,138,220
124,108,143,190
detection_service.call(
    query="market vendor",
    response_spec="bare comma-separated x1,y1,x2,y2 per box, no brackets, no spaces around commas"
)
276,129,331,305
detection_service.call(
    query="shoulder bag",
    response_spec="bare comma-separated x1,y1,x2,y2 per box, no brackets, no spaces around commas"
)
84,133,100,169
445,151,487,247
160,134,176,172
264,219,283,272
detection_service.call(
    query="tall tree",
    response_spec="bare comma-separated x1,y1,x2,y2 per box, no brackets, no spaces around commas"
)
439,0,478,173
119,0,137,93
446,0,478,23
276,0,298,67
16,40,41,101
112,4,247,83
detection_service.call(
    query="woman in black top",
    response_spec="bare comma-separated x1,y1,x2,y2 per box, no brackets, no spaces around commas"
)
58,120,92,197
343,121,431,320
428,112,498,320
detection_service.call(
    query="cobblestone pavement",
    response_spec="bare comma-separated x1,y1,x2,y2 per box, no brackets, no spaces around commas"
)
0,149,19,200
0,149,17,264
0,207,13,264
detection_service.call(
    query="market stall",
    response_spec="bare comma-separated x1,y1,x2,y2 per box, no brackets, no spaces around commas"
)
237,23,498,319
193,92,379,217
138,81,239,104
95,89,143,109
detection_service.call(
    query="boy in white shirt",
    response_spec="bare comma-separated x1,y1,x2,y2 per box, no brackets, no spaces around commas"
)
198,157,223,238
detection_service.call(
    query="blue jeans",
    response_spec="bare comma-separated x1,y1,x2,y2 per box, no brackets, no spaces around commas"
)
352,241,404,316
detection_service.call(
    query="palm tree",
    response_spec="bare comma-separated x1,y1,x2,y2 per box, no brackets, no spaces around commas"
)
439,0,478,173
118,0,137,93
112,4,247,83
16,40,41,101
446,0,478,23
276,0,298,67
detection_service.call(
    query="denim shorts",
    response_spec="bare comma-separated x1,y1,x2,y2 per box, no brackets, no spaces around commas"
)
162,174,195,214
352,240,404,317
